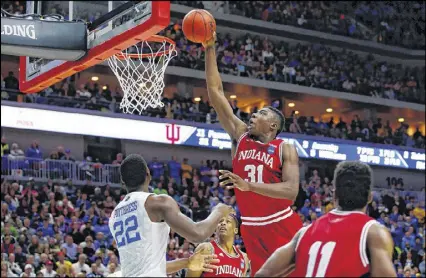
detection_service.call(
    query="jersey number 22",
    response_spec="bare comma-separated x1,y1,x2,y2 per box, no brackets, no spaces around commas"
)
306,241,336,277
113,215,141,247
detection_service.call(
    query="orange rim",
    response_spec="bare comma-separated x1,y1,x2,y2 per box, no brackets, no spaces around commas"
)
114,35,176,60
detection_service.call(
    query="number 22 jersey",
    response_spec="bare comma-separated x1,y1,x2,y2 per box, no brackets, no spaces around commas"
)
109,191,170,277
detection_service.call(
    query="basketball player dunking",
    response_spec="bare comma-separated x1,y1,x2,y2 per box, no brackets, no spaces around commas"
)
186,213,250,278
202,34,303,275
255,161,397,277
108,154,233,277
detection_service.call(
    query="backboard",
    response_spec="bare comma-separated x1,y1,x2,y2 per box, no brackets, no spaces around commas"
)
19,1,170,93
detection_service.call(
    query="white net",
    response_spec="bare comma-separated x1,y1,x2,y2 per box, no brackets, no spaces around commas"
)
107,38,177,114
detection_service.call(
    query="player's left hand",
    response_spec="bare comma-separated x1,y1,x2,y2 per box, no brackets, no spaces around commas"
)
219,170,250,191
187,249,220,272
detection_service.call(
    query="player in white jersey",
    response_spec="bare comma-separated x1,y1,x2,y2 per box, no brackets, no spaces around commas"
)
108,154,233,277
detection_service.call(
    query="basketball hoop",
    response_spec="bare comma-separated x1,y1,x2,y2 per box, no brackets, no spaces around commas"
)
107,35,177,114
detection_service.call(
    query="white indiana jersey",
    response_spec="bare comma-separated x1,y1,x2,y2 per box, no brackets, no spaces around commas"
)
108,191,170,277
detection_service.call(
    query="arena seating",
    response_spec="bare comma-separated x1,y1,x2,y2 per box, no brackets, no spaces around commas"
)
1,1,425,277
174,1,426,50
159,20,425,104
1,145,425,276
2,87,425,150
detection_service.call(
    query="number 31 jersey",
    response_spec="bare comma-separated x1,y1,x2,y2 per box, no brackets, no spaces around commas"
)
292,210,378,277
232,133,293,218
109,191,170,277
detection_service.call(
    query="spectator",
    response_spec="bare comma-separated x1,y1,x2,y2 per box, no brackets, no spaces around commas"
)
55,252,73,276
154,182,167,195
168,156,182,185
72,254,91,274
3,71,18,90
148,157,165,180
26,141,42,160
87,263,103,277
1,136,10,156
181,158,193,183
61,235,78,261
8,253,22,276
8,143,25,160
39,261,56,278
22,264,35,277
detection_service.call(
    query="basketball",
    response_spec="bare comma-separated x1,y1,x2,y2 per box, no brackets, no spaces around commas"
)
182,9,216,44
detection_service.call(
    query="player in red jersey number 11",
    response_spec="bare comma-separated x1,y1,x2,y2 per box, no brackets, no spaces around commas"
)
255,161,397,278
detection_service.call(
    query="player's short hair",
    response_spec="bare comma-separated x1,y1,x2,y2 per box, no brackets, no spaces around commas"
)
265,106,285,136
333,161,372,211
120,154,148,192
229,214,239,228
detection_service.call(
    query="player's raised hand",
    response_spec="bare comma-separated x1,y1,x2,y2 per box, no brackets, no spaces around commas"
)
202,31,217,48
213,203,235,217
219,170,250,191
187,248,220,273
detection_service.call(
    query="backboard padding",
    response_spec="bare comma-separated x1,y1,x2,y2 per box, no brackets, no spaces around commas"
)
19,1,170,93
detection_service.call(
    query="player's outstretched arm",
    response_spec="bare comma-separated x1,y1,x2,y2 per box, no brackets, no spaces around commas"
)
221,144,299,201
254,227,303,277
146,194,232,244
367,223,397,277
166,244,218,275
186,242,214,277
202,34,247,140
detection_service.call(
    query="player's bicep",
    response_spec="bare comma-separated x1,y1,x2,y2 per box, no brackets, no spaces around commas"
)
281,143,299,199
367,224,397,277
147,195,204,243
254,235,297,277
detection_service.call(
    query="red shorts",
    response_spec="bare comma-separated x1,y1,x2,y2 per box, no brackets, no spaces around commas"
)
240,208,302,275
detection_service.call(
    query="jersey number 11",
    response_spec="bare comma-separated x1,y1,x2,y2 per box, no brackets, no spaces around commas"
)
306,241,336,277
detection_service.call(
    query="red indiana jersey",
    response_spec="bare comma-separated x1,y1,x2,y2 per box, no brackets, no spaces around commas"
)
232,132,293,218
292,210,378,277
201,240,247,277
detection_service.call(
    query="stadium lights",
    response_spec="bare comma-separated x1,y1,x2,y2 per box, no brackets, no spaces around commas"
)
295,111,299,115
326,108,333,113
194,97,201,102
91,76,99,81
230,95,237,99
398,118,405,123
288,102,295,107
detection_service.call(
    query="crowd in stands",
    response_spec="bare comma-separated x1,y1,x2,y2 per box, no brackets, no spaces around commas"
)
2,1,425,151
3,0,425,103
1,148,425,277
174,1,426,50
160,19,425,104
2,72,425,150
3,0,425,50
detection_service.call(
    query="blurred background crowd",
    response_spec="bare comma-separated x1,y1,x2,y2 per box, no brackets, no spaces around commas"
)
1,0,425,277
175,1,426,50
1,156,425,277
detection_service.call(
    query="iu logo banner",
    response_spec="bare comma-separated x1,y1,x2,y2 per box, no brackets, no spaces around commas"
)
166,124,180,145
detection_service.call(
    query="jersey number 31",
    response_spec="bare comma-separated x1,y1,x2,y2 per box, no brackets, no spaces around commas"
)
244,165,264,183
113,215,141,247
